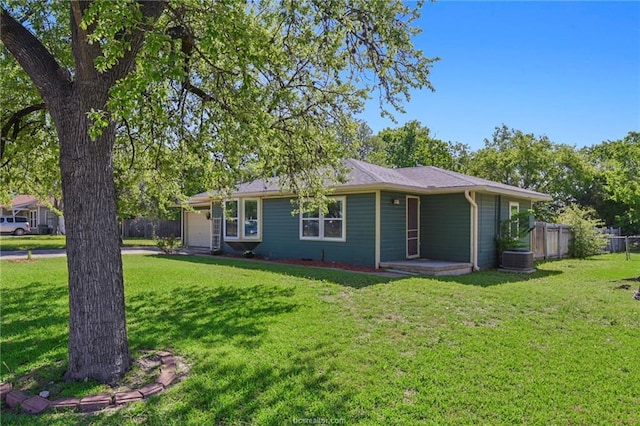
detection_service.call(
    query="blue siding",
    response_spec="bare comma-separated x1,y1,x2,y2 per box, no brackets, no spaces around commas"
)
212,203,223,218
219,194,376,267
380,191,409,262
421,193,471,263
207,191,531,269
381,191,474,263
477,193,498,268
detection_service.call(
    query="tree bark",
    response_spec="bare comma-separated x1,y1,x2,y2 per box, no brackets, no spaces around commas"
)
57,83,130,385
2,2,166,385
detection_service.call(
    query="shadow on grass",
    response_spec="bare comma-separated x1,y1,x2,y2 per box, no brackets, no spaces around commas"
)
1,282,68,380
6,346,355,425
158,253,568,288
152,254,570,289
153,254,402,288
126,282,299,350
70,341,354,426
433,267,563,287
162,346,349,424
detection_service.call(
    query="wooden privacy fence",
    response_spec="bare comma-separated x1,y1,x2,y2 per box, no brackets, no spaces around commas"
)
532,222,571,260
532,223,636,259
597,227,625,252
121,218,181,238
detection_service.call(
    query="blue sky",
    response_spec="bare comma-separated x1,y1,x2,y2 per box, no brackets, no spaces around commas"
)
357,1,640,150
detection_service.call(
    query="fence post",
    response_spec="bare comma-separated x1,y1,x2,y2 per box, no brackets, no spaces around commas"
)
626,236,630,261
558,225,563,258
543,222,548,259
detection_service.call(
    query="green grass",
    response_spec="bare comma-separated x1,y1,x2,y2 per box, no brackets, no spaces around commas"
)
0,235,157,251
1,254,639,425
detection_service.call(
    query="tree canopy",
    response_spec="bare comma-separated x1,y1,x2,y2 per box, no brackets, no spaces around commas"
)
356,121,637,231
584,132,640,233
2,0,437,214
353,120,471,171
1,0,436,384
463,125,592,219
372,120,453,168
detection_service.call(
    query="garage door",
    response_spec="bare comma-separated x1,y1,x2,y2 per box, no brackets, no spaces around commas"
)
186,211,210,248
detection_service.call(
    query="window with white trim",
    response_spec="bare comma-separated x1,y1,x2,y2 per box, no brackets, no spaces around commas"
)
46,211,55,227
224,200,239,239
242,199,260,239
509,201,520,237
224,198,261,240
300,197,346,241
29,210,37,228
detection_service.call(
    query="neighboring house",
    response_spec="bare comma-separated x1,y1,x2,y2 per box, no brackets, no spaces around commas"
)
182,159,551,272
0,195,64,234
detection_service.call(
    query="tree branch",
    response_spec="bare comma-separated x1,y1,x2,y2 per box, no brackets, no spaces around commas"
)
106,0,167,83
0,8,71,101
122,117,136,170
0,103,46,162
183,81,214,102
70,0,101,81
1,104,46,138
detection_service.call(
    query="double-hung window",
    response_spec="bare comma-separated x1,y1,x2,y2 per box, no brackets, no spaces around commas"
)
29,210,37,228
224,199,260,240
509,201,520,238
300,197,346,241
243,199,260,239
224,200,239,239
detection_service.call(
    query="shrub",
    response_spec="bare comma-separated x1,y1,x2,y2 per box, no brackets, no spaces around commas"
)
559,205,608,259
155,235,182,254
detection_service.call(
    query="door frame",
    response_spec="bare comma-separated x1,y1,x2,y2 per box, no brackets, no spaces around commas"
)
406,195,420,259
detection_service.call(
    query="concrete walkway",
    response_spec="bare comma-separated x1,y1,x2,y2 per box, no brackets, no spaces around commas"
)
0,246,162,260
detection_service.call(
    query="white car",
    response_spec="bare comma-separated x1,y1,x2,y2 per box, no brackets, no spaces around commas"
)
0,216,31,235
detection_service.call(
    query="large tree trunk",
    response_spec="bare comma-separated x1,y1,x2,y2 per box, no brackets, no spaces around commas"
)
1,2,167,386
57,86,130,385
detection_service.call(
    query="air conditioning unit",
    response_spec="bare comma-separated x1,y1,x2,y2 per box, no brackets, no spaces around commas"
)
501,250,534,272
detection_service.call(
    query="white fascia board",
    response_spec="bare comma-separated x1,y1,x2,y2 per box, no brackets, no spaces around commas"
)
477,187,552,202
350,183,552,202
205,183,552,202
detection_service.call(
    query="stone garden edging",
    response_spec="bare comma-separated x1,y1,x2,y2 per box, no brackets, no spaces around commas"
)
0,350,179,415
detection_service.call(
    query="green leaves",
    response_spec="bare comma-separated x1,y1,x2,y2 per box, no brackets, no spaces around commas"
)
81,0,142,72
465,125,595,222
585,132,640,232
365,120,461,169
558,205,608,259
459,126,638,232
2,0,436,218
86,108,109,140
0,46,60,203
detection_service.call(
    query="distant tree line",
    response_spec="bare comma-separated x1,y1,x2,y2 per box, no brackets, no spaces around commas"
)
345,120,640,234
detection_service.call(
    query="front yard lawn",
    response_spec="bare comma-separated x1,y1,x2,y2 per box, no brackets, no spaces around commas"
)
1,254,638,425
0,235,157,251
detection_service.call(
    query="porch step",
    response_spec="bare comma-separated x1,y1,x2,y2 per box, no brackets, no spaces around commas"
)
379,260,473,276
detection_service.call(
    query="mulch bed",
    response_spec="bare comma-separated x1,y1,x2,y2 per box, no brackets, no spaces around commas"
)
219,253,380,273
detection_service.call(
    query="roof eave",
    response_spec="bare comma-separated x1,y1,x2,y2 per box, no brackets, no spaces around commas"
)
337,183,552,201
12,202,40,209
185,183,552,203
477,186,552,201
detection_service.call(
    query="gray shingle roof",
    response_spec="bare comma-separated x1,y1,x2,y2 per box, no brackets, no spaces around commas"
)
188,158,551,202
